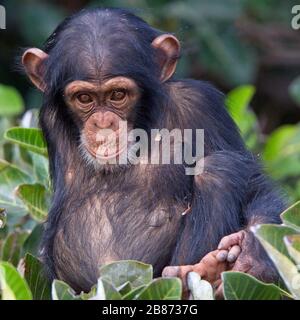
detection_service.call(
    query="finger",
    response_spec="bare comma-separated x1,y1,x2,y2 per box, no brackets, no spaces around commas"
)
162,266,180,278
178,265,195,294
162,265,194,292
200,249,222,265
218,231,245,250
216,250,228,262
214,282,224,300
212,279,222,290
227,245,241,263
196,250,228,282
178,265,194,284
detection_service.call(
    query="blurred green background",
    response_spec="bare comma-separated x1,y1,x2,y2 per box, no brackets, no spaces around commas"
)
1,0,300,203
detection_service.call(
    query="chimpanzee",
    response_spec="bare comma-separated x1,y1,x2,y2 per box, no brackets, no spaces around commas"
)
22,7,285,295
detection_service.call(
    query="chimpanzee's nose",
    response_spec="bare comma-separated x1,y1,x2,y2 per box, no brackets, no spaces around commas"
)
90,112,117,130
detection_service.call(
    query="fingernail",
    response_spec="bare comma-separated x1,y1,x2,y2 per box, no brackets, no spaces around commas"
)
227,254,236,262
218,252,227,261
162,266,179,277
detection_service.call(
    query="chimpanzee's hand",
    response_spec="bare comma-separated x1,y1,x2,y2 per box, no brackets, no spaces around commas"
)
162,250,230,299
217,230,267,275
163,230,276,299
162,230,252,299
215,229,278,298
216,230,246,264
213,230,248,298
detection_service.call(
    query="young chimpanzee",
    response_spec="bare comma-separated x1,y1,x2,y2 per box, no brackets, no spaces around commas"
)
22,7,285,295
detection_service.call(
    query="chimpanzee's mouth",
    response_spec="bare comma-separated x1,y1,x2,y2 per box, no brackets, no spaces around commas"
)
86,144,126,160
83,125,132,162
96,144,128,160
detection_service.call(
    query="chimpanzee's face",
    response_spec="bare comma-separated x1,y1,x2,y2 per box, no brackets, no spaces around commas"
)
21,17,180,168
63,77,140,164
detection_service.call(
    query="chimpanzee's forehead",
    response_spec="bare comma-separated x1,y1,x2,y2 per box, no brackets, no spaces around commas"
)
45,9,159,88
58,42,139,84
53,34,150,84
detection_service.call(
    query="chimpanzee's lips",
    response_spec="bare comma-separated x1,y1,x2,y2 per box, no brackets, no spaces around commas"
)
87,143,128,160
97,144,127,160
84,126,134,161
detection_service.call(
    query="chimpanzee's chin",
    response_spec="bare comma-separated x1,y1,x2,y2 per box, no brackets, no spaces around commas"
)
99,163,131,174
82,149,131,173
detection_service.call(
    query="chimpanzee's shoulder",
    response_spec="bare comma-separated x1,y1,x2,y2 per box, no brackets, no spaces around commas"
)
168,79,226,113
170,79,224,98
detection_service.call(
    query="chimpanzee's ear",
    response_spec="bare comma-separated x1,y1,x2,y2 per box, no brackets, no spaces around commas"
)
22,48,48,92
151,34,180,82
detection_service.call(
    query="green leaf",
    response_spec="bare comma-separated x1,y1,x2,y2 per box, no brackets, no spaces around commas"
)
31,153,50,187
263,125,300,179
51,280,79,300
80,285,97,300
136,278,182,300
99,260,153,289
117,281,132,296
281,201,300,232
22,224,43,257
122,285,146,300
0,118,14,147
226,85,255,116
284,235,300,266
253,224,300,299
252,224,297,257
1,231,29,266
16,183,49,222
19,146,34,166
5,128,47,157
0,159,32,213
91,278,122,300
187,272,214,300
263,126,300,161
0,84,24,117
222,271,288,300
0,261,32,300
24,253,51,300
225,85,258,148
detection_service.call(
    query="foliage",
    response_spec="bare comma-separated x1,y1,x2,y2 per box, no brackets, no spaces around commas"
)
0,85,24,117
223,201,300,300
225,85,258,150
226,85,300,203
0,258,183,300
223,272,287,300
0,261,32,300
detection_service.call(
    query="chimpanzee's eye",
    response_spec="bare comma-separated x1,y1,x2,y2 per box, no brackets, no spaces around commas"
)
110,89,126,102
77,94,93,104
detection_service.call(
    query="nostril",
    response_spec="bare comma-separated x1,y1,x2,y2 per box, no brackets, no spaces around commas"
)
90,112,116,130
93,121,113,129
93,121,100,129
